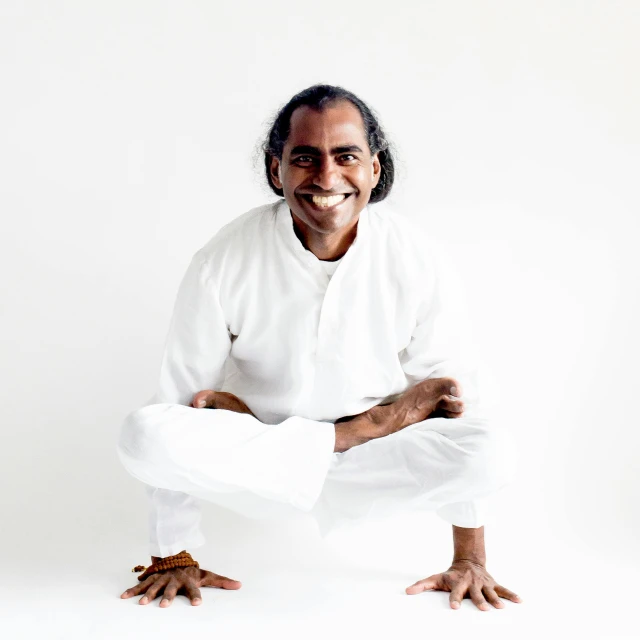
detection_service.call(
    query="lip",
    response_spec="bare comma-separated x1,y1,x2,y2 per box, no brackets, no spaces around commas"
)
298,192,354,213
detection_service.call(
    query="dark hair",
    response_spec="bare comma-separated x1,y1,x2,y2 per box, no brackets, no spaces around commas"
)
262,84,394,203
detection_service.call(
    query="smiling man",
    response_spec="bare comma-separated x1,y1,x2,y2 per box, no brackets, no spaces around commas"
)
117,84,521,611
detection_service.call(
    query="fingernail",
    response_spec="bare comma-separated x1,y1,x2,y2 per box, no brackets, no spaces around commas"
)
197,400,205,407
192,598,202,605
161,599,169,606
450,386,459,396
451,601,460,609
140,597,148,604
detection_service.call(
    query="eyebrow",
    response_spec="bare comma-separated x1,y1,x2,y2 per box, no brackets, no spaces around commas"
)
290,144,364,156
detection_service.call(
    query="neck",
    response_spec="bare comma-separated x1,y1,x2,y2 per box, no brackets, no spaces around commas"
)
290,212,360,261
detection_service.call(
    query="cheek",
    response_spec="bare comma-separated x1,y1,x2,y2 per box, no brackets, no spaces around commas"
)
281,168,306,192
351,166,376,193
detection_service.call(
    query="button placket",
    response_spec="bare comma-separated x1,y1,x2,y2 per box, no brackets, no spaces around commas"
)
289,269,329,417
315,275,341,363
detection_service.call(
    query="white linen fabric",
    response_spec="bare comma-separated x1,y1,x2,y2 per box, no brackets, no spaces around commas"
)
318,255,343,277
117,199,517,557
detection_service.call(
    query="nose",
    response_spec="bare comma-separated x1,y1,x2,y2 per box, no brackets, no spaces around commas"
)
312,157,341,191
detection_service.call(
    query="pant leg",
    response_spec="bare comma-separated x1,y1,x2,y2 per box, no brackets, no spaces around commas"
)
310,413,518,535
117,403,336,517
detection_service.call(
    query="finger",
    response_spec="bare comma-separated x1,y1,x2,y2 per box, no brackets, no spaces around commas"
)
121,574,160,598
201,572,242,589
405,574,442,595
185,584,203,606
159,577,181,608
449,583,467,610
139,576,170,605
469,584,490,611
192,391,216,409
495,584,522,603
482,586,505,609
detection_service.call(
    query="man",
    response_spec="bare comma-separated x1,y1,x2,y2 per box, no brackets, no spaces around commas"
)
117,84,521,611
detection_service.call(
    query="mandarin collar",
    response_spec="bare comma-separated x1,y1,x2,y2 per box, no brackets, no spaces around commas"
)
275,198,370,265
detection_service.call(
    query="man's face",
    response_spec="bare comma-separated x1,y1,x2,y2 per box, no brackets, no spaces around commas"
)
269,101,381,237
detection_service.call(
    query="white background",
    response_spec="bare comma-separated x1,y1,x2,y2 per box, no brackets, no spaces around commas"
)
1,1,638,638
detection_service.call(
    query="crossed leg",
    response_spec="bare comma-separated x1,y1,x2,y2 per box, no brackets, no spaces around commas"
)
117,404,336,517
311,413,517,536
118,397,515,533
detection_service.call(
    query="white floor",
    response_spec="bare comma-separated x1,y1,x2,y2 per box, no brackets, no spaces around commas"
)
2,483,635,640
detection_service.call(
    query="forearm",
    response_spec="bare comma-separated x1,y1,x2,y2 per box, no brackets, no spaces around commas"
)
145,486,206,558
452,525,486,566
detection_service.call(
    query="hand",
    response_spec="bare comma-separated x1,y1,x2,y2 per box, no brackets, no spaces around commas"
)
120,565,242,607
405,560,522,611
191,390,255,416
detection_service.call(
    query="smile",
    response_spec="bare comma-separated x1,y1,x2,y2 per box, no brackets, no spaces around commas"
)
301,193,352,209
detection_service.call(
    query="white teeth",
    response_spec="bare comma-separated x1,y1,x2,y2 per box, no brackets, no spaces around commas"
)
310,194,347,207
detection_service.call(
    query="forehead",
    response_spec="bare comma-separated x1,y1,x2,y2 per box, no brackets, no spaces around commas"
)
285,101,369,152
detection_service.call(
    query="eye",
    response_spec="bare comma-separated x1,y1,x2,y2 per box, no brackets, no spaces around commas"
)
293,155,315,165
339,154,357,163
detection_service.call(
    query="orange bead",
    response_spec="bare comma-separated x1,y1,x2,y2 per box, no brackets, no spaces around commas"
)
129,552,199,578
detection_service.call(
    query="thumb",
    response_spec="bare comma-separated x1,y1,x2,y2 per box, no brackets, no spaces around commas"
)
192,390,217,409
406,573,443,595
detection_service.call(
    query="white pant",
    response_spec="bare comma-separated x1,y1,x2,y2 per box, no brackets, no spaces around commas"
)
117,404,517,551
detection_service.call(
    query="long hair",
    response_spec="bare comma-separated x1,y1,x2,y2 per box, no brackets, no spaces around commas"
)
262,84,394,203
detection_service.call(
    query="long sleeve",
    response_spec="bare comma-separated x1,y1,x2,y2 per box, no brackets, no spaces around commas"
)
398,241,501,527
145,485,207,558
152,253,232,406
399,242,490,418
144,253,232,557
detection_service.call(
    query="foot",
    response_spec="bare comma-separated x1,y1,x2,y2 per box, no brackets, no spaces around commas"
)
394,377,464,426
191,390,255,416
333,377,463,453
333,406,393,452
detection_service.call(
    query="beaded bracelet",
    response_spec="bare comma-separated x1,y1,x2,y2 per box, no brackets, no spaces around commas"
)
132,550,200,581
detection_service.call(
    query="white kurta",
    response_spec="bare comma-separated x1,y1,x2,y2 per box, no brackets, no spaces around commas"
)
117,199,516,557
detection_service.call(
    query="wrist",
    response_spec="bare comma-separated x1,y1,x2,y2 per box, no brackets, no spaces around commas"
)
452,525,486,567
150,550,190,563
452,556,486,568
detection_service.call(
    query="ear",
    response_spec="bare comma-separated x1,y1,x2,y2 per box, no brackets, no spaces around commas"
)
269,156,283,190
371,152,381,188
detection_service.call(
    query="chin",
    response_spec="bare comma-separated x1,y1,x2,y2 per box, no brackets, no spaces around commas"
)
313,211,357,232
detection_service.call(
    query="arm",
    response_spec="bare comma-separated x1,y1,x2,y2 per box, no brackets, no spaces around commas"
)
121,253,245,607
398,242,483,414
153,254,231,407
452,524,486,566
144,253,232,558
333,242,475,452
398,240,520,609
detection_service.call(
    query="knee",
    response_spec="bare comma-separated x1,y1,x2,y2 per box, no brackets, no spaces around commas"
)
117,404,167,467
